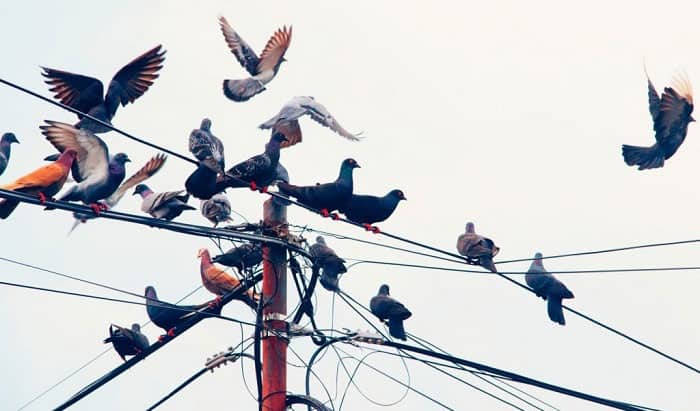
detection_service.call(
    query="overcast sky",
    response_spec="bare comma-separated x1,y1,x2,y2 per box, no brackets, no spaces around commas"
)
1,1,698,410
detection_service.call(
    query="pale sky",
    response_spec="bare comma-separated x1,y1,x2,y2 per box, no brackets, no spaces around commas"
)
1,1,698,410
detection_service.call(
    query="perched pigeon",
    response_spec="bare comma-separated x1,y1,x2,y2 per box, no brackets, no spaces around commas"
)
133,184,195,220
370,284,412,340
198,248,259,309
309,236,347,291
277,158,360,215
186,118,225,200
456,222,499,273
103,323,149,362
0,133,19,176
622,71,694,170
219,16,292,102
525,252,575,325
41,121,130,211
200,194,232,226
339,190,406,228
216,132,287,192
0,149,77,219
70,154,166,231
144,286,219,338
41,45,165,133
212,242,263,274
259,96,362,148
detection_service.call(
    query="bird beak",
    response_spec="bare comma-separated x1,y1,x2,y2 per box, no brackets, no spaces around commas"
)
125,157,131,163
402,195,407,200
354,163,361,169
691,116,696,122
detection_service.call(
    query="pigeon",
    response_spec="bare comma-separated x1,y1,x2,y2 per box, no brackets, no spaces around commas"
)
622,71,694,170
339,190,406,230
200,194,232,226
525,252,575,325
145,285,219,338
259,96,362,148
309,236,347,291
70,154,166,231
103,323,149,362
41,45,165,133
277,158,360,216
41,121,130,212
456,222,500,272
212,242,263,274
370,284,412,340
0,149,77,219
219,16,292,102
133,184,195,220
197,248,260,309
0,133,19,176
186,118,225,200
216,132,287,192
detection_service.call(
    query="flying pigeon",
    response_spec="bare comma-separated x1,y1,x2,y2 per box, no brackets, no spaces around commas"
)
70,154,166,231
0,149,77,219
41,45,165,133
133,184,195,220
622,71,694,170
41,121,130,213
0,133,19,176
216,132,287,192
198,248,260,309
219,16,292,102
309,236,347,291
145,285,219,339
277,158,360,216
212,242,263,274
525,252,575,325
339,189,406,231
200,194,232,226
456,222,500,273
259,96,362,148
186,118,226,200
370,284,412,340
103,323,149,362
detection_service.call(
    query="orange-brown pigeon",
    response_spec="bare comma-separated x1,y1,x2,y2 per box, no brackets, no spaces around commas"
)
456,222,500,272
198,248,259,309
0,149,77,219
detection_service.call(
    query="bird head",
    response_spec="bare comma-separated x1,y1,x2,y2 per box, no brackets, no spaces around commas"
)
465,222,475,233
2,133,19,145
316,236,326,245
113,153,131,164
197,248,209,259
144,286,157,299
201,118,212,130
379,284,390,295
343,158,361,169
390,189,407,201
533,252,544,267
133,184,150,196
131,323,141,332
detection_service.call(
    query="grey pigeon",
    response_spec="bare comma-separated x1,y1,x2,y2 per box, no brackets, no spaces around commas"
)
622,70,694,170
339,190,406,227
309,236,347,291
41,45,165,133
216,132,287,192
103,323,149,362
277,158,360,215
370,284,412,340
0,133,19,176
144,286,219,339
212,242,263,274
41,121,130,211
525,252,575,325
133,184,195,220
200,193,232,226
189,118,224,172
259,96,362,148
219,16,291,102
456,222,499,273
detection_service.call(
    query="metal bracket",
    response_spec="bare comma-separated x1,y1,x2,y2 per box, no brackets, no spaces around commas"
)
263,312,287,322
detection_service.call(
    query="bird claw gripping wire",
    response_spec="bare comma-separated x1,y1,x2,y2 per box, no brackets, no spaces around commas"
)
319,208,330,218
362,223,381,234
37,192,48,204
89,202,108,216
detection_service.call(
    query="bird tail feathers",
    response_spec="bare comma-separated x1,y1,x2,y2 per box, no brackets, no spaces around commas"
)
0,199,19,219
622,144,665,170
479,255,498,273
547,298,566,325
223,78,265,102
388,318,407,340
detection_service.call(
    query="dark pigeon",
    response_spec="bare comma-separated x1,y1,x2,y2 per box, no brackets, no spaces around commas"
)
456,222,499,273
216,132,287,192
41,45,165,133
277,158,360,215
144,286,219,338
133,184,195,220
212,242,263,274
0,133,19,176
622,71,695,170
339,189,406,227
103,323,149,362
370,284,412,340
309,236,347,291
525,252,575,325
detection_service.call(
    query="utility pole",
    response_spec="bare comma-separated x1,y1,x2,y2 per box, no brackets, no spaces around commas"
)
261,197,287,410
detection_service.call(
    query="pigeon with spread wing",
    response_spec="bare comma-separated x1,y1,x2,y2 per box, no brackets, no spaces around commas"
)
198,248,259,309
370,284,412,340
104,323,149,362
0,133,19,177
42,45,165,133
133,184,195,220
525,252,575,325
456,222,499,273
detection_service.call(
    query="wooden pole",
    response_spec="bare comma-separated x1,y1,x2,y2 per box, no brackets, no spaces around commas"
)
261,197,287,410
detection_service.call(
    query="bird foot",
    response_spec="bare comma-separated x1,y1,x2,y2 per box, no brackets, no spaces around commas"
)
363,224,381,233
167,328,177,337
260,185,268,193
208,296,223,308
89,203,108,215
249,181,258,191
37,192,48,205
320,209,330,217
330,212,340,220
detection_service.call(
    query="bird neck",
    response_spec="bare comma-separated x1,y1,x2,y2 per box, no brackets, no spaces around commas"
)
337,165,355,185
108,160,127,177
139,188,154,198
0,140,12,159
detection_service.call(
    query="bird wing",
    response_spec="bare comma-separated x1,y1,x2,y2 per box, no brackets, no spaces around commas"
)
654,75,694,144
1,161,68,191
309,242,336,259
105,45,166,111
228,153,271,181
299,97,362,141
41,67,104,117
40,120,109,183
143,190,185,212
647,78,661,120
219,16,260,76
256,26,292,74
104,154,166,207
203,264,241,294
